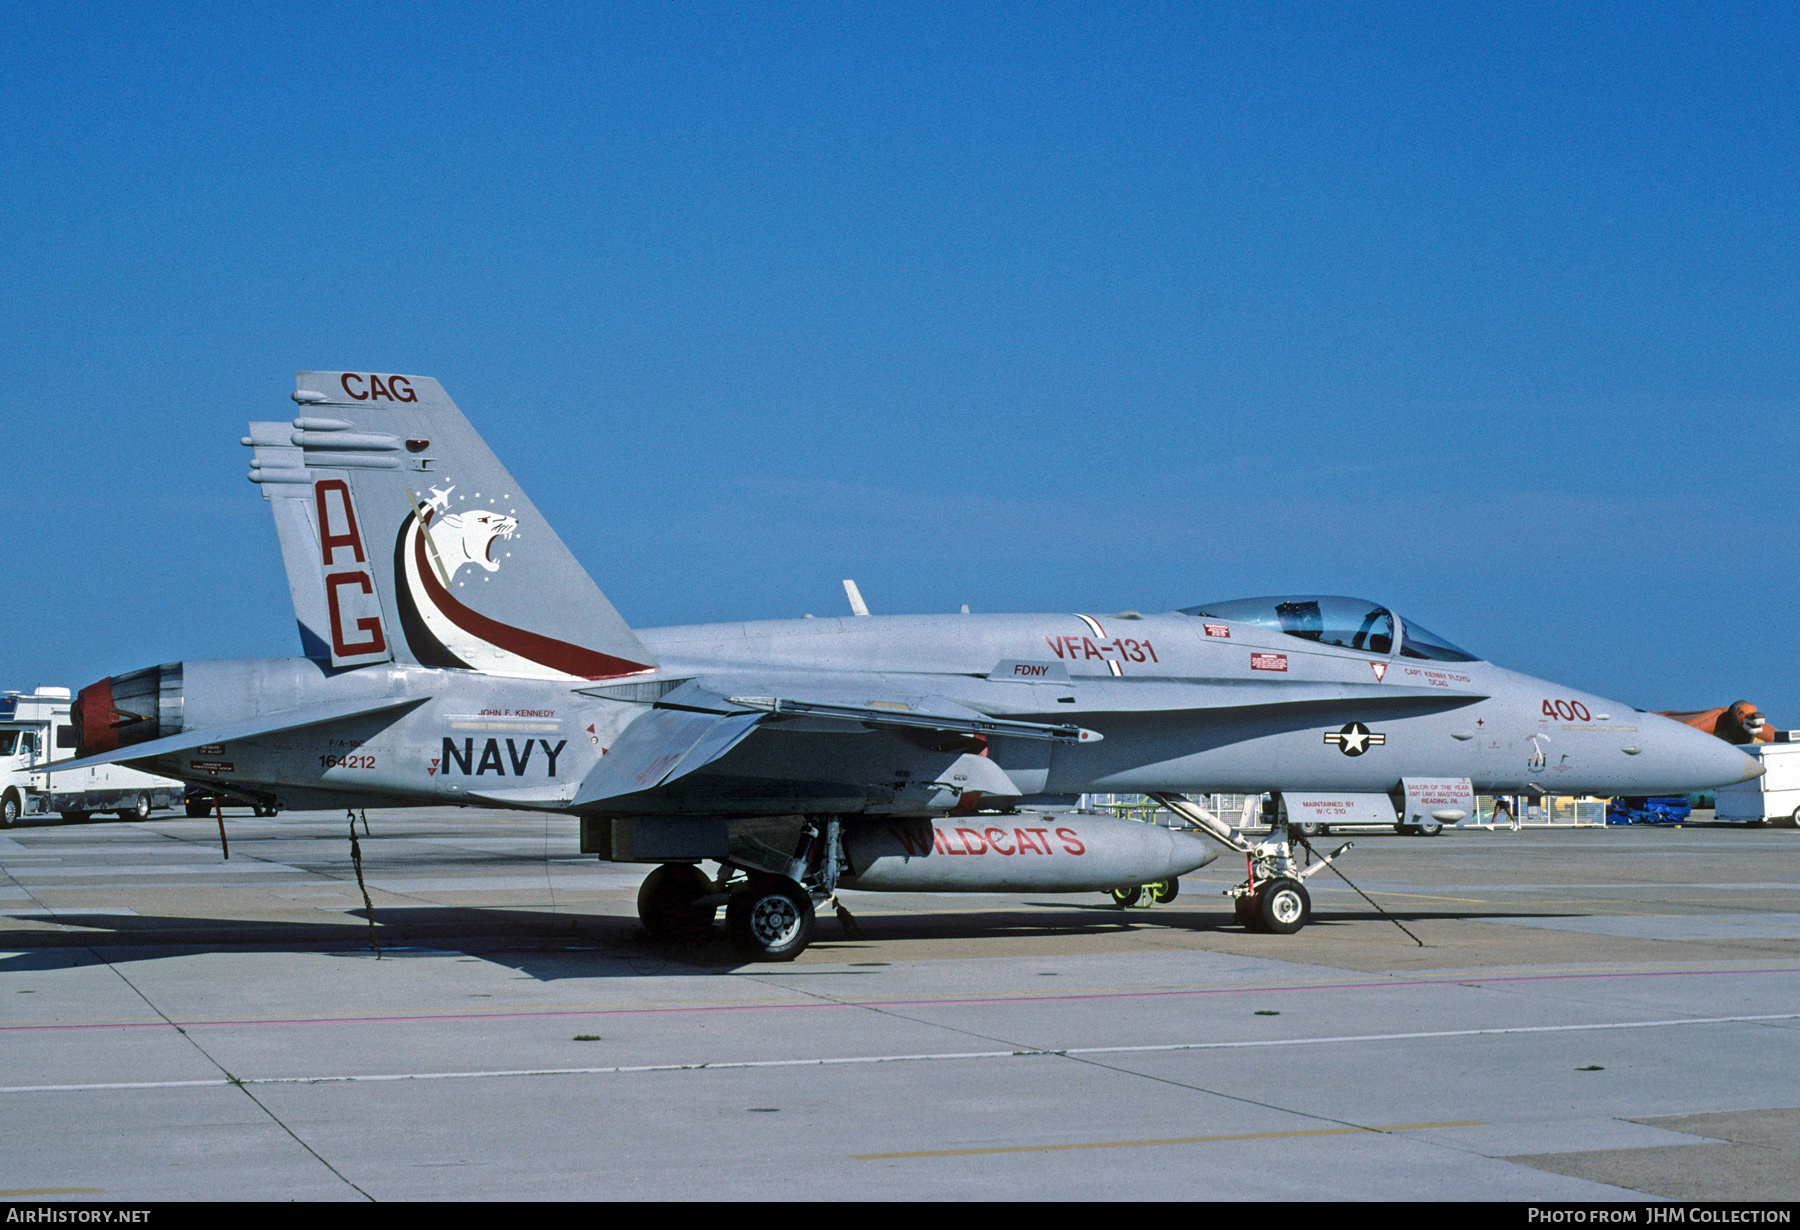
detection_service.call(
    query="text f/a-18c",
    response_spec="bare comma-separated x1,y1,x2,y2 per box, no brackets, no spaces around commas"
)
48,373,1762,959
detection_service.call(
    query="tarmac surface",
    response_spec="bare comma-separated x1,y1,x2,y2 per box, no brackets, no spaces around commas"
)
0,806,1795,1202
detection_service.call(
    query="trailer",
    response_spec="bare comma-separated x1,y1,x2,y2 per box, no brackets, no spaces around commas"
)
1713,743,1800,827
0,687,186,825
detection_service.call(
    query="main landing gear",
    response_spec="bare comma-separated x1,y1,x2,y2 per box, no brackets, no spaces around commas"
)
724,876,815,960
634,817,851,962
1151,792,1350,936
636,864,719,941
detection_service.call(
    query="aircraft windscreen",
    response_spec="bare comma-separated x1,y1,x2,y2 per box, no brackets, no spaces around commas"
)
1182,596,1395,654
1398,618,1480,662
1182,596,1480,661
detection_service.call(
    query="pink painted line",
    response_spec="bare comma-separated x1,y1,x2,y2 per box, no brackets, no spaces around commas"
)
4,965,1797,1034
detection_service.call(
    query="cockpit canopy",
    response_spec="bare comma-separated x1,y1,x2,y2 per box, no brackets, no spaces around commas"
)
1179,596,1480,663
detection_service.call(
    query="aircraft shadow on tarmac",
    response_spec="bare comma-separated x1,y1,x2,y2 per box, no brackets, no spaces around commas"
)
0,901,1583,979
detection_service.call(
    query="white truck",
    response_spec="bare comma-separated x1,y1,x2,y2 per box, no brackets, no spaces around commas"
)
0,687,187,826
1714,743,1800,827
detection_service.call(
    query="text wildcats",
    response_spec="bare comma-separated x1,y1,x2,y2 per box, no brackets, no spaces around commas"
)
893,824,1089,857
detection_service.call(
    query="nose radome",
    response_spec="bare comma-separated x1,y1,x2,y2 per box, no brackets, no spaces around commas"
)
1670,718,1767,790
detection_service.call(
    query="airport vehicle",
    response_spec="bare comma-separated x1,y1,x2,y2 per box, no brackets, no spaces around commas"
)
1,687,185,824
1714,743,1800,827
44,372,1762,957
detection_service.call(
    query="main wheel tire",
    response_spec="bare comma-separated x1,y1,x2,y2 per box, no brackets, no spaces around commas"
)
1785,806,1800,830
185,799,212,818
1153,879,1180,904
1413,819,1442,837
1293,820,1323,838
1235,892,1263,930
1,789,20,828
725,876,814,961
1110,885,1143,908
1394,822,1413,835
638,864,718,940
1257,878,1310,935
253,805,278,818
120,792,151,822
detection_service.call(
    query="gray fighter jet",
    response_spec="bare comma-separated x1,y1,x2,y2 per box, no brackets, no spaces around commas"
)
47,372,1761,959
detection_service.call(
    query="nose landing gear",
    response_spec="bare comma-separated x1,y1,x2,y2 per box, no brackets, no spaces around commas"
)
1239,877,1311,934
1151,792,1349,935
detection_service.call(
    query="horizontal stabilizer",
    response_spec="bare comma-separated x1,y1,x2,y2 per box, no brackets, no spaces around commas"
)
34,695,429,775
574,707,765,807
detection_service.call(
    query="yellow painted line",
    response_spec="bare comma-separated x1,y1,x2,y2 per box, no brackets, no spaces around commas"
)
1610,897,1800,906
0,1188,105,1196
1357,891,1491,904
1504,901,1800,913
852,1120,1484,1159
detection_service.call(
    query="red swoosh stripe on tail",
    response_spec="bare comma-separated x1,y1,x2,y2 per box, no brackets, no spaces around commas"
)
410,512,652,681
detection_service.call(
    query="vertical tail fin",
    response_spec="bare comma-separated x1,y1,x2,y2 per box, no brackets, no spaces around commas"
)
246,372,656,680
246,421,342,662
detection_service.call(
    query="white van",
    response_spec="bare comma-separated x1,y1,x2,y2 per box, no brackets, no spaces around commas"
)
1714,743,1800,827
0,687,186,825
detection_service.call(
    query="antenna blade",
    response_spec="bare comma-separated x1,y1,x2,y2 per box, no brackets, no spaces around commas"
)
843,579,870,617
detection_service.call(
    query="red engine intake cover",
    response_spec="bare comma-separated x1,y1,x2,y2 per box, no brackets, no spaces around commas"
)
73,677,120,757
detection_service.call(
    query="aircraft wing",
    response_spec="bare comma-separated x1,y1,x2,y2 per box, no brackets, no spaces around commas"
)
718,693,1102,743
663,671,1485,718
569,672,1483,808
33,695,430,775
572,680,1102,808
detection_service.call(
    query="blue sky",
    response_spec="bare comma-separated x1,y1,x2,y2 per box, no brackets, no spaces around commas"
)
3,2,1795,721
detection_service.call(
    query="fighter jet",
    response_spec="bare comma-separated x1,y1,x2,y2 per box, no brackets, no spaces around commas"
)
48,372,1762,959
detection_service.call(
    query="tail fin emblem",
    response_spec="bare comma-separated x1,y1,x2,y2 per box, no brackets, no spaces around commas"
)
395,481,649,681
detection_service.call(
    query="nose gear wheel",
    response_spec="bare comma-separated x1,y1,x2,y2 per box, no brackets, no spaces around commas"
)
1257,878,1310,934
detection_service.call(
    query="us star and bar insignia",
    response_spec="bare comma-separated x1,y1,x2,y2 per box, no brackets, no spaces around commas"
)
1324,721,1386,756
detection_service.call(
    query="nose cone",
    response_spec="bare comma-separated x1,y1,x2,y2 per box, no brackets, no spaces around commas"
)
1634,713,1765,793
